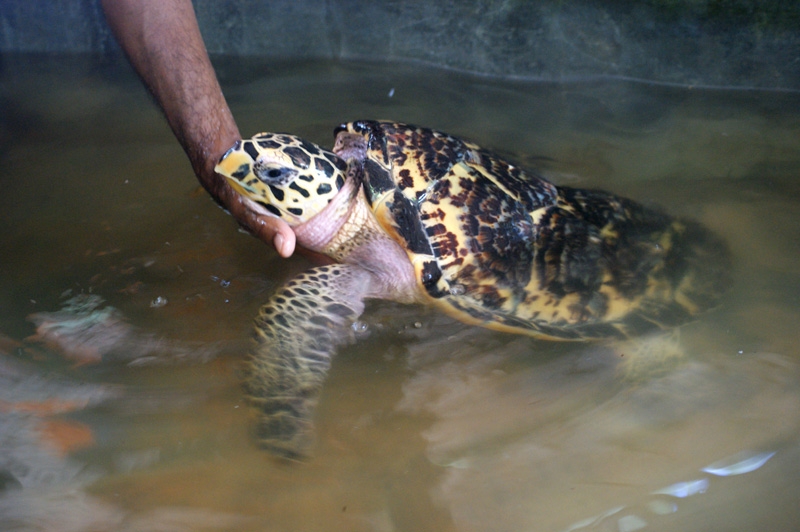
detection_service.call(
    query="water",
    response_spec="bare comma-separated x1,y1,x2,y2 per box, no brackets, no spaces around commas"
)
1,54,800,531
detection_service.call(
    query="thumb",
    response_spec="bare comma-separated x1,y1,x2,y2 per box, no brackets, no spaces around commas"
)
256,215,296,258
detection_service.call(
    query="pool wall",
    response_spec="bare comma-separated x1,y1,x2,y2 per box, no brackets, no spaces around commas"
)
1,0,799,89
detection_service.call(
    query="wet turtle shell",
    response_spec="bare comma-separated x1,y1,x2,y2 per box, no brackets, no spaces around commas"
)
333,120,730,340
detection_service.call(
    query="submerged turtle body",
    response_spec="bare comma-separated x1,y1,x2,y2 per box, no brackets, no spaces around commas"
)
215,120,730,459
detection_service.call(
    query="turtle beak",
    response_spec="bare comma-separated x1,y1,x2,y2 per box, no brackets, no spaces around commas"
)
223,175,255,198
215,147,259,198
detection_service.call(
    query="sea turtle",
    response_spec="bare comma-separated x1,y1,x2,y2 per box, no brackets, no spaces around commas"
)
215,120,730,459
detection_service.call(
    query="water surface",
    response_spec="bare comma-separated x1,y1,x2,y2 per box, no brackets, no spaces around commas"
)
1,54,799,531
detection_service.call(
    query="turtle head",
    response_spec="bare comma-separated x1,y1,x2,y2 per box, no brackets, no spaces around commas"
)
215,133,348,225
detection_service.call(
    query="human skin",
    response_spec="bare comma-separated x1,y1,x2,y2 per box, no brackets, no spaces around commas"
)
100,0,297,257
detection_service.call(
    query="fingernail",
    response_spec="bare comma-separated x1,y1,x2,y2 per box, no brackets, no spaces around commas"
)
274,233,285,255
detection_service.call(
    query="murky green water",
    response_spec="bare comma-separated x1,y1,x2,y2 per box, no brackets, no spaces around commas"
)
1,54,800,531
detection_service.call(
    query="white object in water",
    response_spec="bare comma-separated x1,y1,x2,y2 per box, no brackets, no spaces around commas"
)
652,478,709,498
647,499,677,515
561,506,625,532
150,296,168,308
702,450,776,476
618,514,647,532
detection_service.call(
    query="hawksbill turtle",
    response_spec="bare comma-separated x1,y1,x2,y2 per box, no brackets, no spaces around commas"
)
215,120,730,459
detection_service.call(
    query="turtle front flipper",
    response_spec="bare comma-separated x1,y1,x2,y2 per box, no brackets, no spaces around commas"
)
244,264,372,459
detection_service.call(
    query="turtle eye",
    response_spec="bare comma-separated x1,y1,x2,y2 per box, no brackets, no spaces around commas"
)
253,164,297,185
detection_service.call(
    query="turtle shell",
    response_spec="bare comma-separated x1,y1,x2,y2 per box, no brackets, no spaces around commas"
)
334,121,562,332
333,120,730,340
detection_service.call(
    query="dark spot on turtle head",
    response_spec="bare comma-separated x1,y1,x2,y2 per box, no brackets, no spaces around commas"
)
288,207,304,216
231,163,250,180
243,141,259,160
289,182,311,198
283,147,311,169
268,185,284,202
257,139,282,149
335,174,345,190
317,183,332,195
299,139,321,155
315,157,334,178
325,151,348,172
258,201,282,218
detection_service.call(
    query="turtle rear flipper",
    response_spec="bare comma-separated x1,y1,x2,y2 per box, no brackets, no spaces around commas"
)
244,264,372,460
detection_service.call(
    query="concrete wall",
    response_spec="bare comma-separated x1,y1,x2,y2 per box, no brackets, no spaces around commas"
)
1,0,799,89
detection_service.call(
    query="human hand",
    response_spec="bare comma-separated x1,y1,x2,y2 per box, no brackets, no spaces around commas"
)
214,174,297,258
223,181,333,264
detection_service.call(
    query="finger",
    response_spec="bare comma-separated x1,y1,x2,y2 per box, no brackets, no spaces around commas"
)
255,215,296,258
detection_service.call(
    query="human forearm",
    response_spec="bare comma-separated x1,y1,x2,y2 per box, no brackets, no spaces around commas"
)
101,0,296,256
102,0,236,190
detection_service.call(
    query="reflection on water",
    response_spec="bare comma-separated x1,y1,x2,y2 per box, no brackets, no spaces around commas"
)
400,325,799,532
1,55,799,531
